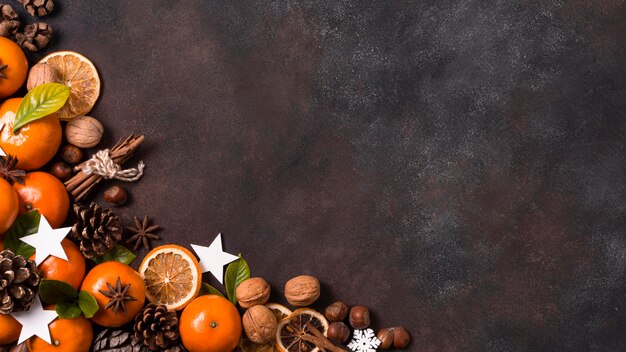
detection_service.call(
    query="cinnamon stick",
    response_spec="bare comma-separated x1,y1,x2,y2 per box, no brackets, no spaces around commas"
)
303,323,348,352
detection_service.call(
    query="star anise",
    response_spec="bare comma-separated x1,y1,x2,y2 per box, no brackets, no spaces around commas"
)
0,153,26,185
99,277,137,316
126,216,160,250
0,64,7,79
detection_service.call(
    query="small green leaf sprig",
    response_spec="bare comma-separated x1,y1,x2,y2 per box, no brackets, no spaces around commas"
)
200,255,250,304
12,82,70,132
39,279,99,319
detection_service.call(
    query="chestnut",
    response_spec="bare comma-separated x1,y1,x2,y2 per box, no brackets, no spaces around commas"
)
377,327,411,349
50,161,72,181
60,144,83,165
104,185,128,206
377,328,394,349
349,306,370,329
326,322,350,343
325,301,349,322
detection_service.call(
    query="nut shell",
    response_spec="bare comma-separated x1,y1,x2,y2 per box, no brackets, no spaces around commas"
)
236,277,271,309
242,305,278,344
377,328,394,349
327,322,350,343
325,301,349,322
26,63,58,90
65,116,104,148
284,275,320,307
349,306,370,329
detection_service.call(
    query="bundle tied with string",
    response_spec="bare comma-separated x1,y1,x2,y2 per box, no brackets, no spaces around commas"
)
65,134,145,201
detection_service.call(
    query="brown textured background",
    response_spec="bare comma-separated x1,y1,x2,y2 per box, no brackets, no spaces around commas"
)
19,0,626,351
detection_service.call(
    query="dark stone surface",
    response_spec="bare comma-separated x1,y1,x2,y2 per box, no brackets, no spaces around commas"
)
27,0,626,351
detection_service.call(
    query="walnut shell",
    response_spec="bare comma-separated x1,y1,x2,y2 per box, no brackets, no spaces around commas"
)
26,63,58,90
236,277,271,309
242,305,278,344
284,275,320,307
65,116,104,148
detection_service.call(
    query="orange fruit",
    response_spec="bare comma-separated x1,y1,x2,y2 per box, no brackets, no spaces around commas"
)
30,239,85,290
0,178,19,235
0,313,21,345
39,52,100,120
275,309,329,352
13,172,69,229
27,315,93,352
0,37,28,99
0,98,62,170
138,244,202,311
80,261,146,328
180,295,242,352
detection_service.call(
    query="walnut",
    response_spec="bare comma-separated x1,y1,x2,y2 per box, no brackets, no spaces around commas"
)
26,63,58,90
242,305,278,344
236,277,271,309
284,275,320,307
65,116,104,148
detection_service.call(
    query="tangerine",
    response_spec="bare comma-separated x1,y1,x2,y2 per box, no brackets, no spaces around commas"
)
0,37,28,99
30,239,86,290
0,312,21,345
180,295,242,352
27,314,93,352
0,178,19,235
13,172,69,229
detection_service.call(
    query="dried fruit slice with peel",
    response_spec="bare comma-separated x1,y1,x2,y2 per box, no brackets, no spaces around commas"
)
240,335,280,352
139,244,202,311
265,303,292,323
275,308,329,352
38,51,100,120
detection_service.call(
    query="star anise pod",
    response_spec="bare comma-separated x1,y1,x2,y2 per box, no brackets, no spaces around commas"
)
126,216,161,250
99,277,137,316
0,153,26,185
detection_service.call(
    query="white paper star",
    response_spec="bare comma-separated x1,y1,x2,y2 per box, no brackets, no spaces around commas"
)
191,233,239,284
11,296,58,344
20,215,71,266
0,146,6,157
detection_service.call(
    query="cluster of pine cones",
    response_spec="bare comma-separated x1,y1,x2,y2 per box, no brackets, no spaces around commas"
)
0,0,54,52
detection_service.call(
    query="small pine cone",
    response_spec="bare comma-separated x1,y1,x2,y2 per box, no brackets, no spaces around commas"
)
0,250,40,314
0,5,20,37
16,22,52,52
134,304,180,350
70,202,122,259
20,0,54,17
93,329,148,352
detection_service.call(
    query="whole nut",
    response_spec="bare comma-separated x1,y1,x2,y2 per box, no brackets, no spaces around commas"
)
284,275,320,307
391,326,411,349
60,144,83,164
349,306,370,329
65,116,104,148
242,305,278,344
377,328,395,349
327,322,350,343
104,186,128,206
26,63,58,90
325,301,349,322
49,161,72,181
236,277,271,309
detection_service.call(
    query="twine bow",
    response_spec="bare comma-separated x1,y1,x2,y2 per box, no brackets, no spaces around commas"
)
81,149,145,182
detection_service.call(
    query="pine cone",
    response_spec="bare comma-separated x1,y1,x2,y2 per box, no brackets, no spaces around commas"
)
20,0,54,17
15,22,52,52
0,250,40,314
70,202,122,259
93,329,147,352
0,4,20,37
134,304,180,350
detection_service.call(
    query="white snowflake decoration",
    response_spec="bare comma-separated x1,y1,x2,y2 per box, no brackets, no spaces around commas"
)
348,329,381,352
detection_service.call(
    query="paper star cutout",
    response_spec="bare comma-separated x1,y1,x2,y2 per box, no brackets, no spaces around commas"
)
11,296,58,344
20,215,71,266
191,234,239,284
0,146,5,157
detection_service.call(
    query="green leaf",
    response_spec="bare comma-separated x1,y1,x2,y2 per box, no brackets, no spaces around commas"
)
12,83,71,132
224,255,250,304
3,211,40,258
56,301,82,319
77,290,99,318
91,245,136,265
199,283,224,297
39,279,78,304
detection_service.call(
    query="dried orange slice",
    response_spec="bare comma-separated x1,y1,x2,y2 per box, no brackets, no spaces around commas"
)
265,303,292,322
239,336,280,352
38,51,100,120
275,308,329,352
139,244,202,311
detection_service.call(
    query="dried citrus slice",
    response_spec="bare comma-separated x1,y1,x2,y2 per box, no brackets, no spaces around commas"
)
139,244,202,311
38,51,100,120
275,308,329,352
240,336,280,352
265,303,292,322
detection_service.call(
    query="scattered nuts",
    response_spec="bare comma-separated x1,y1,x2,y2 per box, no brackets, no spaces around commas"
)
26,63,58,90
327,322,350,343
377,327,411,349
284,275,320,307
65,116,104,148
377,328,394,349
349,306,370,329
104,186,128,207
49,161,72,181
236,277,271,309
325,301,349,322
242,305,278,344
60,144,83,164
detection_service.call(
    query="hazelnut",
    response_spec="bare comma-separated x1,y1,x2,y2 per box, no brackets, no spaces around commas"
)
327,322,350,343
325,301,349,322
65,116,104,148
377,328,395,349
26,63,58,90
349,306,370,329
104,186,128,206
391,326,411,349
60,144,83,164
236,277,271,309
49,161,72,181
242,305,278,344
284,275,320,307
